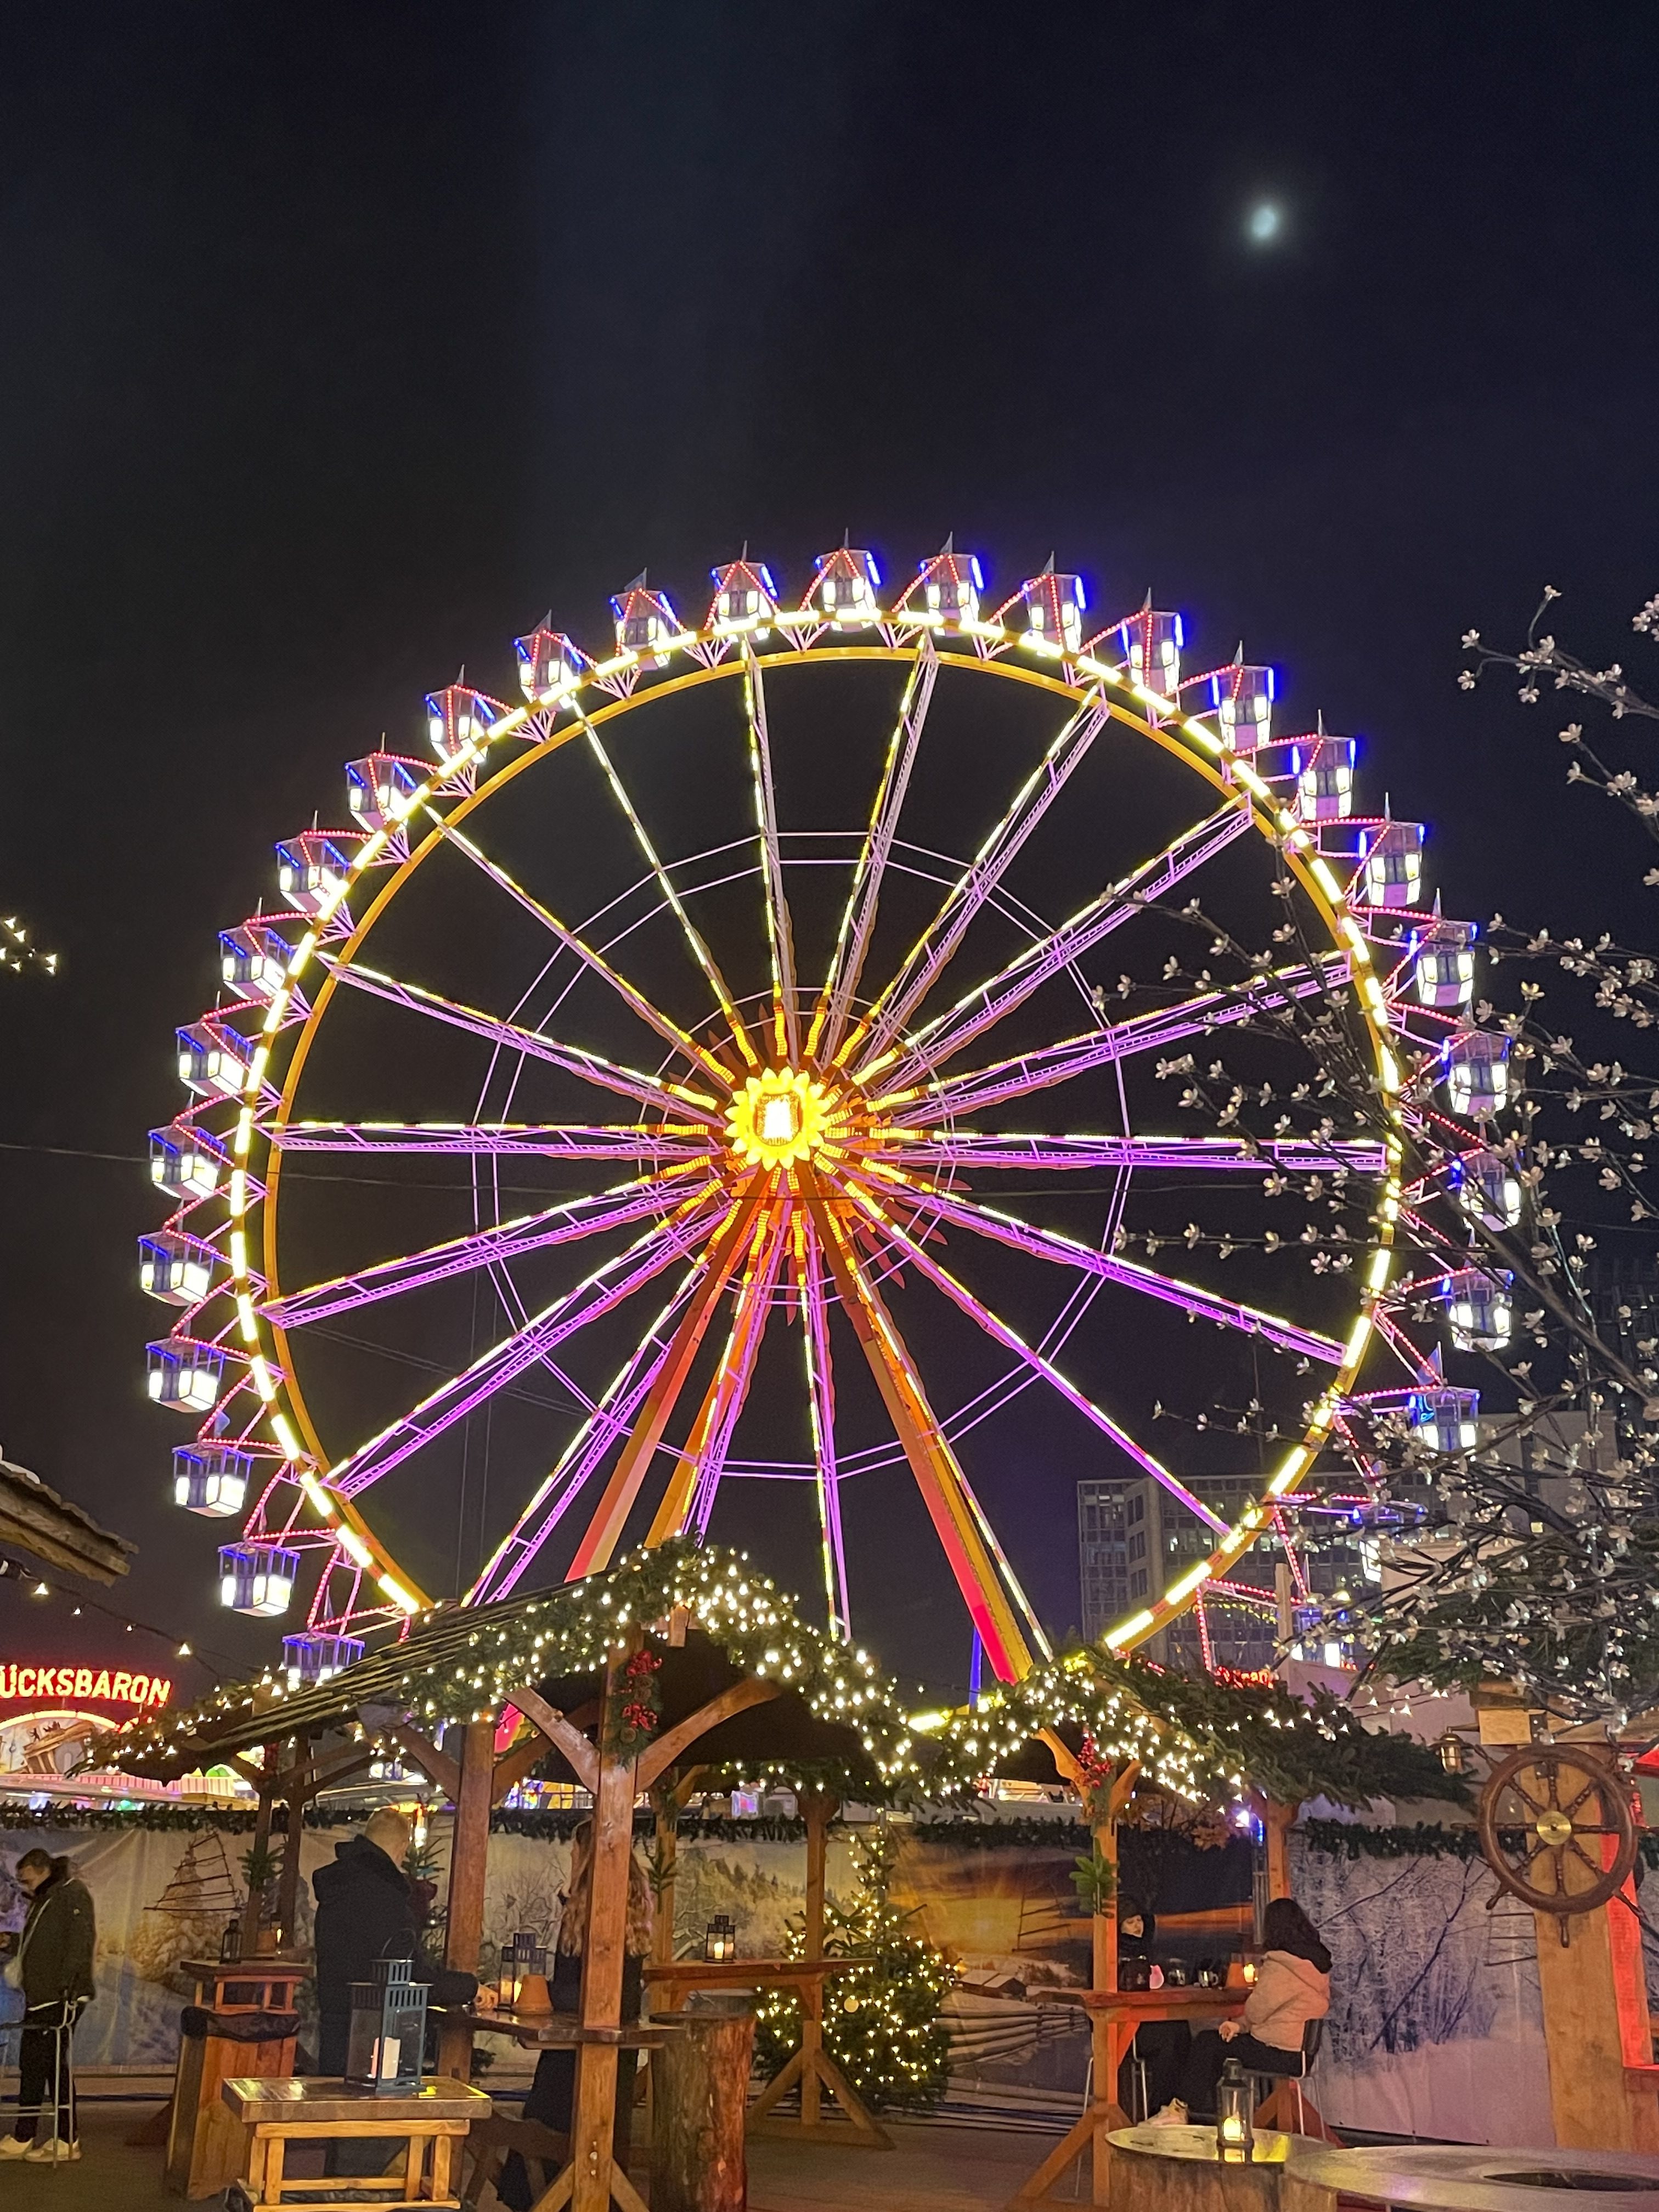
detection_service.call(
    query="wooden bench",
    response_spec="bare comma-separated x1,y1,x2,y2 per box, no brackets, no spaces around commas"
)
220,2075,492,2212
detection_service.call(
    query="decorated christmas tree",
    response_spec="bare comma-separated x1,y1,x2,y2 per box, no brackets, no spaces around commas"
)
755,1821,955,2118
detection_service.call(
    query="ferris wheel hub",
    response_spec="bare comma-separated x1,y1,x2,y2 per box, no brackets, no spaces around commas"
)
726,1066,843,1172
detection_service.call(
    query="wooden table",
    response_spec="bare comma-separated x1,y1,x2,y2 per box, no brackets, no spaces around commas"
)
1283,2142,1659,2210
431,2008,681,2212
1013,1989,1246,2209
221,2076,492,2212
1104,2124,1322,2212
645,1955,890,2148
165,1957,313,2198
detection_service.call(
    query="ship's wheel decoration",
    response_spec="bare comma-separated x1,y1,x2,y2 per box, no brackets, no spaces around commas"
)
142,543,1508,1682
1476,1743,1640,1938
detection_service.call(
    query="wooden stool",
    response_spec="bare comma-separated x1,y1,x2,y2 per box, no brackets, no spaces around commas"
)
220,2076,492,2212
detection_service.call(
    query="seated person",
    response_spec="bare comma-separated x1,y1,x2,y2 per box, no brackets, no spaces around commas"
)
496,1823,653,2212
1149,1898,1330,2125
1115,1899,1188,2118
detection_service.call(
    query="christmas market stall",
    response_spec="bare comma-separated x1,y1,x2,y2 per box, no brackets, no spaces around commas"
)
111,1539,918,2212
921,1648,1465,2208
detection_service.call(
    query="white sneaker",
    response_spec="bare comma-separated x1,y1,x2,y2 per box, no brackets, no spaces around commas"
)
1146,2102,1189,2129
23,2137,78,2163
0,2137,29,2159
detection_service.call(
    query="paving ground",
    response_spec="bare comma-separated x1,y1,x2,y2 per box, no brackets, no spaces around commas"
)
0,2097,1064,2212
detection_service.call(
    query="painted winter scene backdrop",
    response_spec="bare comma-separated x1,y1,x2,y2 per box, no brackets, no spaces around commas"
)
0,1814,1614,2143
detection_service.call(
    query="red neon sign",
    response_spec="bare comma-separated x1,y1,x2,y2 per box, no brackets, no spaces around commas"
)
0,1665,171,1710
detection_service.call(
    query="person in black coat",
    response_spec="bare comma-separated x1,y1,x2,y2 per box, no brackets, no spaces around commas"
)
1115,1900,1189,2120
0,1849,96,2165
311,1808,420,2074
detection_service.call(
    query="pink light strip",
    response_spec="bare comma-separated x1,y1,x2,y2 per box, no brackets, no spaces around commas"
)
877,803,1252,1091
329,1198,726,1498
879,959,1345,1124
265,1171,714,1329
855,1167,1345,1364
842,1181,1229,1534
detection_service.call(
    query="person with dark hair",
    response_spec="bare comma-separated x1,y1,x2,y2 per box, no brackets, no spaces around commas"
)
1115,1900,1189,2118
1149,1897,1330,2125
0,1849,95,2164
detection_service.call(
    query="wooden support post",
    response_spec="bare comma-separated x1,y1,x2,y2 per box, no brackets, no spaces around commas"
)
239,1749,278,1955
276,1737,308,1947
652,1791,679,1972
569,1647,644,2212
1536,1831,1658,2152
1257,1796,1295,1903
436,1719,495,2084
799,1789,834,2130
651,2010,754,2212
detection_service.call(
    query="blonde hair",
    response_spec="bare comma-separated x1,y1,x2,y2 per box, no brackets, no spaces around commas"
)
556,1821,653,1958
363,1808,413,1867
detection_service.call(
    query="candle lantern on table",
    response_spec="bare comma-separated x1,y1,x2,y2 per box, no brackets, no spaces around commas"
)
1216,2056,1255,2163
219,1920,242,1965
703,1914,736,1963
345,1955,429,2095
497,1929,547,2008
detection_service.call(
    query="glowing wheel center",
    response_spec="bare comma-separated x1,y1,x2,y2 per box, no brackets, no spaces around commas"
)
726,1068,841,1171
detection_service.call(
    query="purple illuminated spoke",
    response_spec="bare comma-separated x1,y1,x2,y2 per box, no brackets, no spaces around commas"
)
689,1214,790,1539
743,647,800,1062
799,1220,850,1637
886,1132,1387,1175
431,814,734,1090
873,804,1251,1091
845,1182,1228,1534
853,1169,1345,1364
809,636,939,1062
880,958,1345,1124
579,714,759,1066
264,1170,714,1329
270,1121,712,1163
468,1274,699,1604
324,957,725,1127
327,1195,726,1498
848,691,1111,1069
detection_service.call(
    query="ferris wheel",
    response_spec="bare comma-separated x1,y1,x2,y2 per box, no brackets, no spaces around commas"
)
142,543,1500,1685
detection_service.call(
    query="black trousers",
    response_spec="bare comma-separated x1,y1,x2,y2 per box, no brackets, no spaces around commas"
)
1117,2021,1190,2118
1177,2028,1301,2118
14,2000,80,2142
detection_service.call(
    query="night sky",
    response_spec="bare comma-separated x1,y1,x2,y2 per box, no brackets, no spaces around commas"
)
3,5,1659,1697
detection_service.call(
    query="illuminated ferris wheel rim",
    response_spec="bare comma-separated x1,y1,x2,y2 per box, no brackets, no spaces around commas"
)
247,632,1401,1656
144,548,1463,1687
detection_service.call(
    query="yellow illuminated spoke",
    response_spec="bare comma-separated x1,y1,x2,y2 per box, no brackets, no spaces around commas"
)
808,635,939,1062
425,809,735,1090
743,646,800,1062
324,957,725,1127
578,707,759,1066
840,689,1111,1070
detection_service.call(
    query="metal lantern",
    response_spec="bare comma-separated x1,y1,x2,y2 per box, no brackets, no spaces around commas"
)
496,1929,547,2008
219,1919,242,1964
1215,2055,1255,2162
345,1955,429,2095
703,1914,737,1963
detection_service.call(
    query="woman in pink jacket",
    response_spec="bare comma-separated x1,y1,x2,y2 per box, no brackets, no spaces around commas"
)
1150,1898,1330,2125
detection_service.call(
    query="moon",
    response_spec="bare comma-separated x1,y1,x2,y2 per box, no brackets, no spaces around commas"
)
1247,203,1282,244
